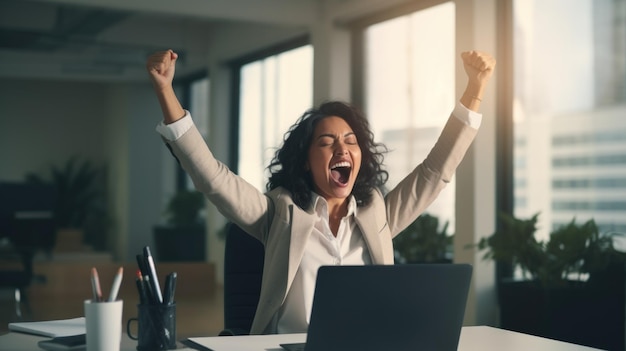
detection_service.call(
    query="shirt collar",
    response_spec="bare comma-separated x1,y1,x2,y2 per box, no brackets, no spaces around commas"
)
311,193,358,217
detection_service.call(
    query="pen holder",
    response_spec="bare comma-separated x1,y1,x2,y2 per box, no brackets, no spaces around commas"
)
85,299,123,351
127,303,177,350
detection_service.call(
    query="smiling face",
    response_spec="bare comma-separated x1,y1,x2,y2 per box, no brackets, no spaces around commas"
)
307,116,362,204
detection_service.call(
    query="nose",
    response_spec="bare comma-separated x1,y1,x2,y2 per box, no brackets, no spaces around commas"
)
334,146,348,156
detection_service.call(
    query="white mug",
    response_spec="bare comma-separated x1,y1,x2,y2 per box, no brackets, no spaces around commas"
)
84,299,123,351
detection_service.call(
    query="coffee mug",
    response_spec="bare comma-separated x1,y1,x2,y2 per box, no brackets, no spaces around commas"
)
126,303,176,350
85,299,123,351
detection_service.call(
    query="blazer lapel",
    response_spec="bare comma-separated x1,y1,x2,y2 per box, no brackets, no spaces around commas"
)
285,204,316,296
355,203,394,264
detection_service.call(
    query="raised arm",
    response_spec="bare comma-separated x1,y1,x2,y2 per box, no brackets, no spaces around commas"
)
146,49,186,124
459,51,496,112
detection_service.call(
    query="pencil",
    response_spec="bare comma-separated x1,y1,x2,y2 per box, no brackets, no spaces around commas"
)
108,267,124,302
90,267,103,302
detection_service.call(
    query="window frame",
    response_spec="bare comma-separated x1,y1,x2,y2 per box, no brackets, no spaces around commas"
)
494,0,516,281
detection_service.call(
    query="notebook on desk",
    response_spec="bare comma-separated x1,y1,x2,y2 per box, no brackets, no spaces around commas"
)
280,264,473,351
8,317,85,338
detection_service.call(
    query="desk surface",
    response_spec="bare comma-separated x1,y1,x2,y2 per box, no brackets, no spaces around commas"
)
0,326,604,351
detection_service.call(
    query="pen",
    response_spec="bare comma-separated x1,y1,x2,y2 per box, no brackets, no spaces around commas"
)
142,274,156,304
136,253,155,303
135,270,149,305
108,266,123,302
143,246,163,304
136,254,147,276
163,272,177,305
90,267,102,302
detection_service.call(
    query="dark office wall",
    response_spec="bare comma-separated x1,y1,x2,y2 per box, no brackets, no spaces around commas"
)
0,78,109,180
0,78,170,261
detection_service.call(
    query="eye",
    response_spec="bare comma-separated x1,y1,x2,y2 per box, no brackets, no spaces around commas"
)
318,136,334,147
345,135,358,145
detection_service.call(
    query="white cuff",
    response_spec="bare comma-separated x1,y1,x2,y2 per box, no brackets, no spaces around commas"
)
155,110,193,141
452,102,482,129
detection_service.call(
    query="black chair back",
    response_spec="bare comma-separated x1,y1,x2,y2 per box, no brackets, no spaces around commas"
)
0,182,56,319
220,223,264,336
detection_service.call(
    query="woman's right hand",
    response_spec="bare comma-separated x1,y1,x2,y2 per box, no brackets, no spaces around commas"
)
146,49,178,91
146,50,185,124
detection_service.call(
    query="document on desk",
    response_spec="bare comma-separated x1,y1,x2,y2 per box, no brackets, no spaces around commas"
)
184,333,306,351
8,317,86,338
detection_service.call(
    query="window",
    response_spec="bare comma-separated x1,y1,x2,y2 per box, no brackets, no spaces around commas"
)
237,44,313,191
512,0,626,239
363,2,456,231
179,74,209,191
189,77,210,139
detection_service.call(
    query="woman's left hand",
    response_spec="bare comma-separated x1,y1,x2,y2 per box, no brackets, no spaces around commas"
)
460,51,496,111
461,50,496,88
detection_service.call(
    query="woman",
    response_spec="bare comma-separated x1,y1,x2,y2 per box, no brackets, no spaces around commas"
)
147,49,495,334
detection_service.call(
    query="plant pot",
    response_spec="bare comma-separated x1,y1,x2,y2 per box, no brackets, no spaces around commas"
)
498,272,624,351
153,224,206,262
54,228,85,252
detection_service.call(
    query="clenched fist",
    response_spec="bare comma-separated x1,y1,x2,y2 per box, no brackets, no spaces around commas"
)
146,49,185,123
461,50,496,88
146,49,178,90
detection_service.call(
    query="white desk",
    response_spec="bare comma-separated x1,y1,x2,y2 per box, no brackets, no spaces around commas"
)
458,326,603,351
0,326,604,351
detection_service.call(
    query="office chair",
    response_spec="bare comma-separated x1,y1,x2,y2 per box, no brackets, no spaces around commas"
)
0,213,55,320
0,182,56,320
219,223,265,336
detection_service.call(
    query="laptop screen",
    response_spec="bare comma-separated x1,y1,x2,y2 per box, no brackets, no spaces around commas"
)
294,264,472,351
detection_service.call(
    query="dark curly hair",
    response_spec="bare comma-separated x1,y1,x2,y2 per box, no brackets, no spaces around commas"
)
267,101,388,210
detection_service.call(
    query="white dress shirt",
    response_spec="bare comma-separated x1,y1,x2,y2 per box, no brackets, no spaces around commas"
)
273,194,372,333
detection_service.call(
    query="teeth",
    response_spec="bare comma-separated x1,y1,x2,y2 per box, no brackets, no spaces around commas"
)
331,161,351,169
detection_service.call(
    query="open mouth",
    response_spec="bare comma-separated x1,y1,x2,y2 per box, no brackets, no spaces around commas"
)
330,161,351,185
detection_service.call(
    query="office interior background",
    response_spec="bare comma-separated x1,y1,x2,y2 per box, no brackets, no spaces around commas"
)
1,0,625,337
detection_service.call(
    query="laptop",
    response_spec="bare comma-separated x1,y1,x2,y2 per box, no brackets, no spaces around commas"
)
280,263,472,351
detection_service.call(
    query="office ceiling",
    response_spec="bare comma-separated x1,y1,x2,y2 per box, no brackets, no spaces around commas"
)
0,0,317,82
0,0,416,82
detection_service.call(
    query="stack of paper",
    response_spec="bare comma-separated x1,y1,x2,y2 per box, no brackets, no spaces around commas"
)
8,317,86,337
184,333,307,351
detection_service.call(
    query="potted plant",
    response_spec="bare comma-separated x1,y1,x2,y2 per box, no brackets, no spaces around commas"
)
153,190,206,262
393,213,453,263
24,156,108,251
475,212,626,351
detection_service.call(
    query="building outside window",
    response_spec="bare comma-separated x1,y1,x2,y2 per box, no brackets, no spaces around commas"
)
512,0,626,241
